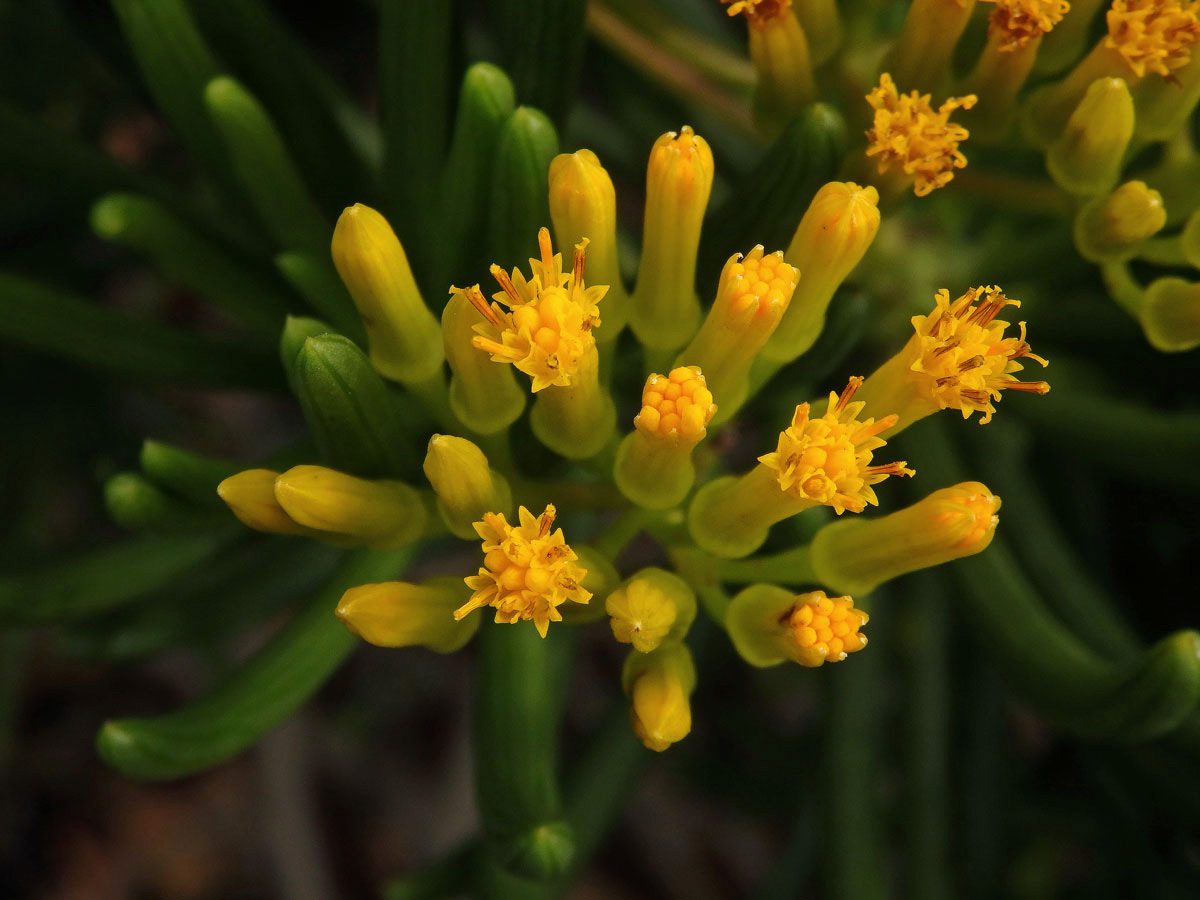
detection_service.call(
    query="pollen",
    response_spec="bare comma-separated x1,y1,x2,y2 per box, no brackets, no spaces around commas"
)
635,366,717,443
982,0,1071,51
757,377,915,515
721,0,792,27
456,504,592,638
724,246,798,318
455,228,607,393
1105,0,1200,77
909,286,1050,423
786,592,868,667
865,73,978,197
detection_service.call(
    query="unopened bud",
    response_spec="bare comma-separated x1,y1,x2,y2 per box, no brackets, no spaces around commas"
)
273,465,425,550
622,643,696,752
1047,78,1134,196
606,568,696,653
336,577,480,652
422,435,512,539
1140,277,1200,353
726,584,868,668
1074,181,1167,263
218,469,327,538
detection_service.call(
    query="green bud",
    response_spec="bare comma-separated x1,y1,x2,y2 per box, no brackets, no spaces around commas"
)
1047,78,1134,196
488,106,559,266
1074,181,1167,263
1140,277,1200,353
105,472,204,532
279,315,336,389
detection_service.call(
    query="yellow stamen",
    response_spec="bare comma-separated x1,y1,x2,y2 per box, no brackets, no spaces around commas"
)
457,504,591,638
983,0,1071,51
1105,0,1200,78
757,377,914,515
865,73,978,197
722,0,793,26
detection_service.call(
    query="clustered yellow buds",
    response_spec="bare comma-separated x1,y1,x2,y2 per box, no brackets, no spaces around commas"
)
865,73,978,197
726,584,868,668
678,246,797,416
458,505,592,638
217,465,426,550
984,0,1071,52
622,643,697,751
337,577,481,652
605,568,697,653
757,377,914,515
811,481,1002,595
614,367,717,509
456,228,606,393
688,377,912,558
857,286,1050,430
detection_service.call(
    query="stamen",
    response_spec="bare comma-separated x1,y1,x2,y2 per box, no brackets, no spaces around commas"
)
489,265,524,307
457,284,505,328
834,376,864,413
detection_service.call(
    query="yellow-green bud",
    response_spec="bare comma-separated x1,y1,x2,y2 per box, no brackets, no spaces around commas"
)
621,643,696,752
440,289,526,434
763,182,880,364
422,434,512,539
1074,181,1167,263
549,150,630,340
810,481,1001,596
273,465,425,550
629,127,713,353
1182,208,1200,269
605,568,696,653
331,203,443,384
336,577,480,652
726,584,868,668
1140,277,1200,353
217,468,334,539
1046,78,1134,196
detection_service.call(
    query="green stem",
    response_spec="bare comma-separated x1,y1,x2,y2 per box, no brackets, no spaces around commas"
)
669,547,731,625
712,544,816,585
1136,235,1189,267
1100,260,1145,317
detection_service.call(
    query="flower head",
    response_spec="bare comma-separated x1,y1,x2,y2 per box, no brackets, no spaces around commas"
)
456,228,606,392
634,366,717,444
722,0,792,27
786,592,869,667
908,286,1050,423
457,504,591,637
983,0,1071,51
757,378,914,514
1105,0,1200,78
865,73,978,197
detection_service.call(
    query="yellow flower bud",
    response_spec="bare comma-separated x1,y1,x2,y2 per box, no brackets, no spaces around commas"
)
810,481,1002,595
629,127,714,353
1074,181,1167,263
613,367,717,509
272,465,426,550
885,0,978,92
723,1,817,134
1047,78,1134,196
764,182,880,363
217,468,337,539
549,150,630,340
726,585,868,668
422,435,512,539
330,203,443,384
606,568,697,653
677,246,798,416
441,289,526,435
336,577,481,652
1139,277,1200,353
794,0,843,65
622,643,696,752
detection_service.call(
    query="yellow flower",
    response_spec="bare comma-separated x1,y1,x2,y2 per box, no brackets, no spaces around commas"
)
983,0,1071,51
865,73,978,197
622,643,697,751
722,0,792,25
457,504,591,638
1105,0,1200,78
605,568,697,653
634,366,717,445
455,228,606,393
757,377,914,515
858,286,1049,429
337,578,480,652
725,584,867,667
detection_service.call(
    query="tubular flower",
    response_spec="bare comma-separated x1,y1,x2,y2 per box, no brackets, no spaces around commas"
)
865,74,978,197
858,286,1050,429
723,0,793,25
984,0,1071,51
1105,0,1200,78
757,377,915,515
456,228,606,392
456,505,592,638
635,366,717,444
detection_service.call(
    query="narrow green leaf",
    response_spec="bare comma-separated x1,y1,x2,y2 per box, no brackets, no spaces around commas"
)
139,440,243,507
0,532,230,625
96,547,414,780
293,334,418,477
0,272,282,389
92,192,291,339
275,251,363,340
204,76,330,255
489,0,587,126
488,107,559,267
105,472,225,532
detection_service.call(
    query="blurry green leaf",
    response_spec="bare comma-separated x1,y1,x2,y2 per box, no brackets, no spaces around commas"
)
0,532,230,625
92,192,291,339
489,0,586,127
96,547,414,780
105,471,226,532
293,334,418,477
275,251,363,339
0,272,282,389
139,440,243,508
488,107,559,267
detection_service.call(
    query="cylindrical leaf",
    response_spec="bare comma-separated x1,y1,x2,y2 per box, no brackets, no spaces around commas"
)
487,107,560,267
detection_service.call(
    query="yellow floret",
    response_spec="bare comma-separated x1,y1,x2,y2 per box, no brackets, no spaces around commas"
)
865,73,978,197
983,0,1071,51
635,367,717,443
1105,0,1200,78
786,592,869,667
722,0,793,26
